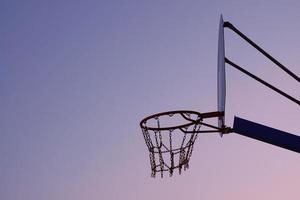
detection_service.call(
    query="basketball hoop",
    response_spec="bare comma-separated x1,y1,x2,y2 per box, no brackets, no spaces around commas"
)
140,15,300,179
140,110,229,178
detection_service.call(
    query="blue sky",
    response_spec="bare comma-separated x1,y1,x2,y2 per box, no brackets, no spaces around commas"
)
1,1,300,199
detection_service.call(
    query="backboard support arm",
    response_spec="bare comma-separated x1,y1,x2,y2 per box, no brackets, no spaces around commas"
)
225,57,300,106
223,21,300,83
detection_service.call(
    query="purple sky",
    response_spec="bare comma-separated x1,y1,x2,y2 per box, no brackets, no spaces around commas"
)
1,1,300,200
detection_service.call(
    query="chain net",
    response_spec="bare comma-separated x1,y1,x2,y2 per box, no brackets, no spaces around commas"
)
141,111,202,178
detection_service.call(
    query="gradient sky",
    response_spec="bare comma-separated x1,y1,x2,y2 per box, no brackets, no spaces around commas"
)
1,1,300,200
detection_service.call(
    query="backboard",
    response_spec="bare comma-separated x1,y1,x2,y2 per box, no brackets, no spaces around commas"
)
217,15,226,135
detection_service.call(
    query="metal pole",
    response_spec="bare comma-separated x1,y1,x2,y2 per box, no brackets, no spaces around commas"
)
233,116,300,153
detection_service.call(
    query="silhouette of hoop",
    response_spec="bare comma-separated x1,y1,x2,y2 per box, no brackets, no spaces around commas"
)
140,110,227,177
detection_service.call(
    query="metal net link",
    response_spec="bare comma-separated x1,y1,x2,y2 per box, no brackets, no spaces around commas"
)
141,114,202,178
